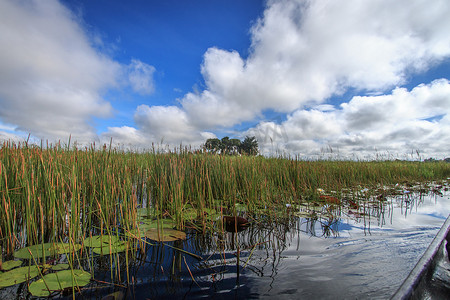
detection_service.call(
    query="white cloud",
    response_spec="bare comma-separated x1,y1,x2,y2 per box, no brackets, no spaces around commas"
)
131,0,450,154
0,0,122,142
249,79,450,159
0,0,157,144
2,0,448,158
128,59,156,95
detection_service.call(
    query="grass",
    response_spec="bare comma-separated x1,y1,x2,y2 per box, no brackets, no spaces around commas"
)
0,140,449,294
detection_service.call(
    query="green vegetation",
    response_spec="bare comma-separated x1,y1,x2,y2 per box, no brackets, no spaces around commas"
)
0,140,449,296
204,136,259,155
28,269,91,297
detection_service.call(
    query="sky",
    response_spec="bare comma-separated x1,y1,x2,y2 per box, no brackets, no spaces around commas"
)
0,0,449,159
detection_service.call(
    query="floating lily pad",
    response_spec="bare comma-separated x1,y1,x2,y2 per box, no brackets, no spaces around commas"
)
83,235,120,248
50,243,82,255
51,264,70,271
1,260,22,271
137,207,156,220
203,208,221,219
84,235,128,255
140,219,176,229
92,241,128,255
0,265,41,288
28,269,91,297
128,218,177,239
143,228,186,242
14,243,78,260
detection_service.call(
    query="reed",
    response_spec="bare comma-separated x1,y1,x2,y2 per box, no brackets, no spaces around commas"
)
1,140,449,260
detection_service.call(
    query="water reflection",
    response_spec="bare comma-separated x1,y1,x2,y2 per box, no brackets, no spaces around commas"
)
3,183,448,299
123,182,449,299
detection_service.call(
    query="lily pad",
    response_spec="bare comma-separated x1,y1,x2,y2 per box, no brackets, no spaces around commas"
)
84,235,128,255
51,264,70,271
28,269,91,297
0,265,41,288
92,241,128,255
137,207,156,219
143,228,186,242
50,243,82,255
83,235,120,248
203,208,221,219
14,243,75,260
1,260,22,271
140,219,176,229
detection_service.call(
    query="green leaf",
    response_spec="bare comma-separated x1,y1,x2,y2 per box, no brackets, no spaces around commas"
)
129,219,176,236
14,243,81,260
0,265,41,288
141,218,176,229
28,269,91,297
234,203,248,212
51,264,70,271
181,209,198,221
83,235,120,248
49,243,82,255
83,235,128,255
92,241,128,255
137,207,156,220
1,260,22,271
143,228,186,242
14,243,53,259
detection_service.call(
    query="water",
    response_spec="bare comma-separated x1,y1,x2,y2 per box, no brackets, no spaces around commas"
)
1,184,449,299
123,185,450,299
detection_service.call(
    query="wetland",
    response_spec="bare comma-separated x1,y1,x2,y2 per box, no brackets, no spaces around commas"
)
0,142,449,299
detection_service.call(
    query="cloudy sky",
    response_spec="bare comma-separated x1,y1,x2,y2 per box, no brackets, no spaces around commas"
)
1,0,449,159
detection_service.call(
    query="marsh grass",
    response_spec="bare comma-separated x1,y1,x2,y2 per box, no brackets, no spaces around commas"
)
0,140,449,294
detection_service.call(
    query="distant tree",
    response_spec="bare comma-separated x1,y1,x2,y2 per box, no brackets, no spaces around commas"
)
204,138,221,153
229,138,241,155
221,137,230,154
204,136,257,155
240,136,259,155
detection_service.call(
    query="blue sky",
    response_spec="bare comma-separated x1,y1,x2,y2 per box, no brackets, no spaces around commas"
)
1,0,449,159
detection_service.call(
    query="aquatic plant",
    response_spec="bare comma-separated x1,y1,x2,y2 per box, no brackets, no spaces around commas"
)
0,140,449,297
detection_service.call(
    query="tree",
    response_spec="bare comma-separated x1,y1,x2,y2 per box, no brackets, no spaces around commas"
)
204,138,221,153
240,136,259,155
204,136,258,155
220,137,230,154
229,138,241,154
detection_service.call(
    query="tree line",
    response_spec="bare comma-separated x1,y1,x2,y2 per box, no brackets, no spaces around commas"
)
204,136,258,155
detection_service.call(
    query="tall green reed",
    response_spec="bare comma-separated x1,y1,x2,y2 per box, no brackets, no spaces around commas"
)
1,141,449,259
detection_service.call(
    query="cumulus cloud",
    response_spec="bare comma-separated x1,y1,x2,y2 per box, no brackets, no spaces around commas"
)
128,59,156,95
178,0,450,129
249,79,450,158
101,105,215,147
0,0,156,144
0,0,120,142
2,0,448,158
125,0,450,155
